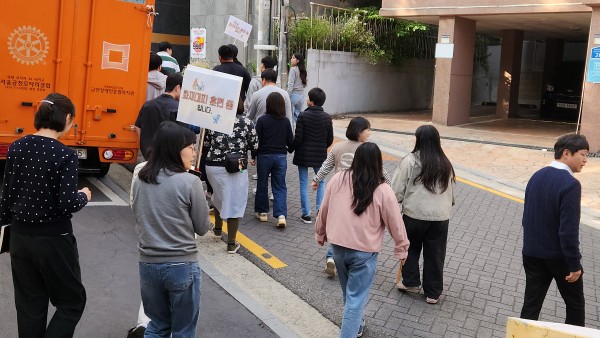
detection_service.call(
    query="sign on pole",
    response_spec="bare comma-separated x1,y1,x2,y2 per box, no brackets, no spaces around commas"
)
177,65,242,135
190,28,206,59
224,16,252,44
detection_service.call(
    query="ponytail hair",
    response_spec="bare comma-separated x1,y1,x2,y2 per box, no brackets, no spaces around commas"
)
34,93,75,132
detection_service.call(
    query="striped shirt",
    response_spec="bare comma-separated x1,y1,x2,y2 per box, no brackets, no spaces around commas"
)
157,51,180,74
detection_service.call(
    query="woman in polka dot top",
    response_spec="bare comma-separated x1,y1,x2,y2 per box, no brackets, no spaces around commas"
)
0,93,91,337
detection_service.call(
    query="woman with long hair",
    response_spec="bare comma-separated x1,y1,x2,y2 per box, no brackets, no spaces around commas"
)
391,125,455,305
205,98,258,252
316,142,409,338
287,53,307,125
1,93,91,337
311,117,392,278
131,121,211,337
255,92,294,227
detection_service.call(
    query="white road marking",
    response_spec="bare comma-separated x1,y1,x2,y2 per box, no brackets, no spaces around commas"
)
85,177,128,206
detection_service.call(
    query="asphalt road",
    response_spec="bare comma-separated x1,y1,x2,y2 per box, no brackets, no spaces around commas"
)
0,175,276,338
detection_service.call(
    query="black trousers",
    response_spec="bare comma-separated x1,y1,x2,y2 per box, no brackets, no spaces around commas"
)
10,231,87,338
520,255,585,326
401,215,449,299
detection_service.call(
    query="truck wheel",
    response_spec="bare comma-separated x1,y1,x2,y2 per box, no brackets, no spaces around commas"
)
96,163,110,177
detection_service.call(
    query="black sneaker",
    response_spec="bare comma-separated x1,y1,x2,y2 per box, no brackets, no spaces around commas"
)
357,319,365,337
227,242,241,254
211,224,222,237
300,214,312,224
127,326,145,338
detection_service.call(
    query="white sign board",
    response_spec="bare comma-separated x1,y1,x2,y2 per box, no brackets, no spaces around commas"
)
177,66,242,135
224,16,252,44
435,43,454,59
190,28,207,59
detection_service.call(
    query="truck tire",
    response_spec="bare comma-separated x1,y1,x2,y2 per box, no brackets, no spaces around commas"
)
96,163,110,177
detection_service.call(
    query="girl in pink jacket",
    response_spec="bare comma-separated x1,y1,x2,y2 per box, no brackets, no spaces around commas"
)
315,142,409,337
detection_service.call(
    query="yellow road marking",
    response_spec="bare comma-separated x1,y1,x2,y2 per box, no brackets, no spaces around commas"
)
210,215,287,269
455,176,524,204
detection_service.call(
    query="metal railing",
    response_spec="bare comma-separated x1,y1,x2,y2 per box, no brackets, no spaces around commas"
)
278,2,438,60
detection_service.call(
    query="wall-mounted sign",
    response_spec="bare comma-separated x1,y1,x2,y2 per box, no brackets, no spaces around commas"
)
435,43,454,59
587,46,600,83
190,28,206,59
440,35,450,44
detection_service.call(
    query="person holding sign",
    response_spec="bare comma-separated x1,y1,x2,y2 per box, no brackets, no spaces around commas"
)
204,99,258,253
254,92,294,227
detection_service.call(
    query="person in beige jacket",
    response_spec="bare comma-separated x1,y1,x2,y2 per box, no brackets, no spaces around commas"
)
391,125,455,305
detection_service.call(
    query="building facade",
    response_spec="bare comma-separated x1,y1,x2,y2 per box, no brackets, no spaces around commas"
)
381,0,600,151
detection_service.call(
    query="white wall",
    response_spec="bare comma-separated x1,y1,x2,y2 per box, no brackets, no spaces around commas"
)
306,49,434,114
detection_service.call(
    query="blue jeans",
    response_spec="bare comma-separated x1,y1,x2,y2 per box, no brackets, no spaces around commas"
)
139,262,202,338
326,245,333,259
290,93,303,125
255,154,287,217
332,244,378,338
298,166,325,216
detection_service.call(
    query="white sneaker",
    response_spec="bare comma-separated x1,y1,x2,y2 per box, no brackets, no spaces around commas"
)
252,188,256,195
396,281,421,293
324,258,336,278
252,174,258,180
276,215,286,228
256,212,268,222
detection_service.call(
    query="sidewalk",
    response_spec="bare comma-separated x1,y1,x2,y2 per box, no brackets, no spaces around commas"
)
334,112,600,228
106,113,600,337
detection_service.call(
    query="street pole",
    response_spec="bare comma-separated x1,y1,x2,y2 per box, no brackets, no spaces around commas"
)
277,0,289,88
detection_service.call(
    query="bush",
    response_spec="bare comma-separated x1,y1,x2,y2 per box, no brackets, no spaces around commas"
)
289,18,331,52
340,15,385,64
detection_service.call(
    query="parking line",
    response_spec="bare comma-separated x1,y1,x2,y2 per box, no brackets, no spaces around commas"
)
210,215,287,269
455,176,524,204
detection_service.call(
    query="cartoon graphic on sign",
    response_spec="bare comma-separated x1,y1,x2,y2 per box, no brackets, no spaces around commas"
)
101,42,130,72
193,36,205,53
192,78,204,91
7,26,49,65
212,114,221,124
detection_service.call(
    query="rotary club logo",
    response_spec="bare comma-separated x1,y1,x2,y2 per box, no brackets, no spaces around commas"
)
7,26,49,65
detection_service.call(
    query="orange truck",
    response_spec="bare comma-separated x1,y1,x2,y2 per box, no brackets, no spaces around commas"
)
0,0,157,175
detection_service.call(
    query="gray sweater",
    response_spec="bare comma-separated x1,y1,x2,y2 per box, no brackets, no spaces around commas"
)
132,168,210,263
247,85,293,123
287,66,305,94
